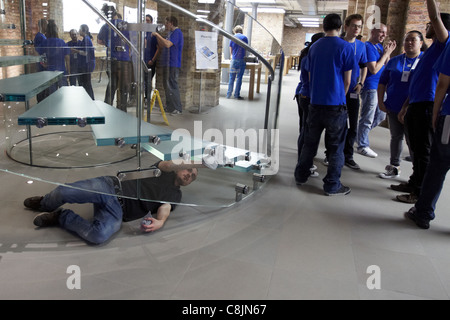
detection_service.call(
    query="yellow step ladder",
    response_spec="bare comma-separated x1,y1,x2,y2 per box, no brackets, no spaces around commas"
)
146,89,169,126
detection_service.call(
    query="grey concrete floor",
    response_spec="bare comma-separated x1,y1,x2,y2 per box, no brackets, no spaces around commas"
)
1,69,450,300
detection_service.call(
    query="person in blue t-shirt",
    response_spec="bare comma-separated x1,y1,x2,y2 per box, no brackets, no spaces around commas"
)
66,29,80,87
34,18,48,102
72,24,95,100
144,14,161,100
36,20,70,95
356,24,396,159
295,32,324,177
98,8,132,112
294,13,354,196
327,14,368,171
153,16,184,115
378,31,425,180
405,34,450,229
394,0,450,204
227,25,249,100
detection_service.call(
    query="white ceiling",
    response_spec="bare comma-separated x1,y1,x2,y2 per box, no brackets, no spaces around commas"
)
235,0,349,26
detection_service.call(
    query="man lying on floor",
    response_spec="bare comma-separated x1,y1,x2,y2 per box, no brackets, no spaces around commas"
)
23,156,222,245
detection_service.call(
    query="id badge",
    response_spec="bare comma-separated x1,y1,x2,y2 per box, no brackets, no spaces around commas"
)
350,93,358,99
401,71,410,82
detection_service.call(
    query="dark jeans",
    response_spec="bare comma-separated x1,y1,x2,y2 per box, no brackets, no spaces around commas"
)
415,115,450,221
404,102,433,195
78,72,94,100
344,92,360,161
296,94,310,164
105,60,132,112
162,66,182,112
295,104,348,193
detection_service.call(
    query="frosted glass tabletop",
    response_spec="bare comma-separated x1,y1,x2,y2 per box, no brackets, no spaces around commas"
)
0,71,63,101
92,101,173,146
18,86,105,126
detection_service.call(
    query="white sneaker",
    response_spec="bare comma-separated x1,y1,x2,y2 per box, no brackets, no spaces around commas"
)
357,147,378,158
379,165,400,179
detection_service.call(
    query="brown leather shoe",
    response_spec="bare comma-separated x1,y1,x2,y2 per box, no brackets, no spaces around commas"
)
396,193,418,204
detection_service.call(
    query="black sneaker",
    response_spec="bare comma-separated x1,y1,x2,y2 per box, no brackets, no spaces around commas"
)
390,182,414,193
24,196,44,211
405,207,430,229
33,208,62,227
345,159,360,170
325,185,351,196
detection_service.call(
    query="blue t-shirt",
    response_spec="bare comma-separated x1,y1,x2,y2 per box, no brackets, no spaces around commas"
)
78,36,96,73
34,32,46,48
297,58,309,97
305,36,354,106
409,31,450,104
36,38,70,73
434,41,450,115
97,19,130,61
379,52,423,113
230,33,248,60
144,32,158,63
348,39,368,93
365,42,384,90
160,28,184,68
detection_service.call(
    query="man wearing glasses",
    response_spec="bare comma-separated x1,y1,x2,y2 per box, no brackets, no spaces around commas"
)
341,14,368,171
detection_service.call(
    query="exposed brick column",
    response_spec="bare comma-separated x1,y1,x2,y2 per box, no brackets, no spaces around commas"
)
386,0,410,56
156,0,224,110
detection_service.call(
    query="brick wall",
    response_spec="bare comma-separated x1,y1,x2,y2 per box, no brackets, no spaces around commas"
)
0,0,24,79
156,0,225,109
282,25,323,57
247,12,284,55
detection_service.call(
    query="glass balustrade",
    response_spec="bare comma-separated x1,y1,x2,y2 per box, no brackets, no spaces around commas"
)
0,0,283,208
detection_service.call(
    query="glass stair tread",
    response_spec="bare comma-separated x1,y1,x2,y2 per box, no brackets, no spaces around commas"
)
0,71,63,101
18,86,105,126
0,55,42,67
92,101,173,146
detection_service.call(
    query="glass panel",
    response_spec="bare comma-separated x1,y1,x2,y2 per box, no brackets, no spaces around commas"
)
0,0,282,210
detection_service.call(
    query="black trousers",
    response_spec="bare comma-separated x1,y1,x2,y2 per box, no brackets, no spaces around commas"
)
344,92,360,161
404,101,434,196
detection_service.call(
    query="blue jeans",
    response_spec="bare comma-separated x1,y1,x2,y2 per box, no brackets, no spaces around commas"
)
40,176,123,244
357,89,386,149
414,115,450,221
227,59,246,98
295,104,348,193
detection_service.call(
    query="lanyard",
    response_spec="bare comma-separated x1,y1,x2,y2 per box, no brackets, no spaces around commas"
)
402,52,423,72
371,42,382,55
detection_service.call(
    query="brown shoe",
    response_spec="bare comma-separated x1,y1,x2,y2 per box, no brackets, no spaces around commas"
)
396,193,418,204
390,182,414,193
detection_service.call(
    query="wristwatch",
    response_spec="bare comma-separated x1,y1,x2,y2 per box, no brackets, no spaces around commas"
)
358,82,364,88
